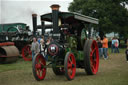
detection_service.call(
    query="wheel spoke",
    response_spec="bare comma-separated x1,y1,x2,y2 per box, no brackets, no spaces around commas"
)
90,45,97,71
36,69,40,75
35,64,38,69
68,57,73,68
68,69,72,75
90,54,97,69
90,59,95,71
68,57,72,63
92,66,95,72
68,63,72,68
36,64,40,69
38,69,41,76
90,48,96,57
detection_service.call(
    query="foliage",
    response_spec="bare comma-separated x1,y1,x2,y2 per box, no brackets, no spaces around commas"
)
68,0,128,38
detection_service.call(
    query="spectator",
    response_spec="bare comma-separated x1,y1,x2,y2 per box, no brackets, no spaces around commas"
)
40,39,45,54
101,36,108,60
114,38,119,53
31,37,40,60
125,46,128,63
37,37,41,44
40,36,45,51
111,37,116,53
46,37,52,45
97,37,103,58
44,37,53,61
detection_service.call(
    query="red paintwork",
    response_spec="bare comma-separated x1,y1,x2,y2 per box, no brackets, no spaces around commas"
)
48,44,59,56
22,45,32,61
90,40,99,74
0,42,14,46
67,53,76,79
35,54,46,80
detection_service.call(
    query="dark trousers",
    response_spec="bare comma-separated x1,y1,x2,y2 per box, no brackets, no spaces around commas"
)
103,48,108,59
111,44,115,53
114,47,119,53
126,55,128,61
32,51,35,60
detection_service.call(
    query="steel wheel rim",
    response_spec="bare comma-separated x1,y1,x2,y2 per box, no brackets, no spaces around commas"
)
22,45,32,61
67,53,76,79
35,54,46,80
90,40,99,74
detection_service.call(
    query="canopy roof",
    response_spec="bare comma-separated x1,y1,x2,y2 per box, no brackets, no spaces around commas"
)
0,23,26,25
41,12,98,24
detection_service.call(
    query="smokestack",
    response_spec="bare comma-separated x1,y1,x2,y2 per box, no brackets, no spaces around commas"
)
32,14,37,36
50,4,60,34
41,20,45,35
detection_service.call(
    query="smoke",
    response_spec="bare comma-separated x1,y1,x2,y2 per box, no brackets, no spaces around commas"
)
0,0,73,31
1,1,35,23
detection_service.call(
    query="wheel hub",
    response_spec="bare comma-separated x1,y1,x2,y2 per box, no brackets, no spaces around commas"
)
72,64,75,68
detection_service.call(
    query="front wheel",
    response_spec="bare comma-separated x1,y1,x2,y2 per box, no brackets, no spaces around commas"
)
64,52,76,80
84,40,99,75
32,53,46,81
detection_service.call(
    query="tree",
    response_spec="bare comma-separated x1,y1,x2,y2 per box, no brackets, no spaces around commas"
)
68,0,128,39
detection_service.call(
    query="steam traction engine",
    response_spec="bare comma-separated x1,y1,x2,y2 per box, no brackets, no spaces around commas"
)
32,4,99,80
0,23,32,63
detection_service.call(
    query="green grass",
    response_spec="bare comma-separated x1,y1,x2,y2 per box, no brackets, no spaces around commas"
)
0,59,31,72
0,48,128,85
108,48,126,53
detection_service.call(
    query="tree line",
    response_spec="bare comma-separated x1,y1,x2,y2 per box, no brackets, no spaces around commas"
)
68,0,128,40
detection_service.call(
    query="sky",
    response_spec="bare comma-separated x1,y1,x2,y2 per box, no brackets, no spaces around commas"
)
0,0,73,30
0,0,128,31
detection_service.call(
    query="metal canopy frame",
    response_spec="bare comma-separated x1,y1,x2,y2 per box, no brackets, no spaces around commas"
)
41,12,98,24
73,12,98,24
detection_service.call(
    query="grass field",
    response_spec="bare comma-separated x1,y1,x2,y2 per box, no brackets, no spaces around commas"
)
0,49,128,85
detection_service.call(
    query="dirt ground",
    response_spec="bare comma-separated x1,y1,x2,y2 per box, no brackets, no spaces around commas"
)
0,51,128,85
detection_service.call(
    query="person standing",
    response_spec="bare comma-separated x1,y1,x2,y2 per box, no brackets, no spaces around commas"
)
39,38,49,60
31,37,40,60
101,36,108,60
114,38,119,53
40,39,45,55
111,37,116,53
37,37,41,44
97,37,103,58
125,46,128,63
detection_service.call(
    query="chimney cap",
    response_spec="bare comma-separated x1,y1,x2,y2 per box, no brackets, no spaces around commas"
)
50,4,60,10
32,14,37,17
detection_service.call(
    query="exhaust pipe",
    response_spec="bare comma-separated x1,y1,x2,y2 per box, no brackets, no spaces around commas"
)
50,4,60,34
32,14,37,36
41,20,45,35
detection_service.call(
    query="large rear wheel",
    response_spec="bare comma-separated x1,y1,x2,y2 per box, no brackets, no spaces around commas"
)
84,40,99,75
32,54,46,81
64,52,76,80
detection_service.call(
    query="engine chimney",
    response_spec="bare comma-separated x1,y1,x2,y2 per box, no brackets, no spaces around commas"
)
41,20,45,35
32,14,37,36
50,4,60,34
